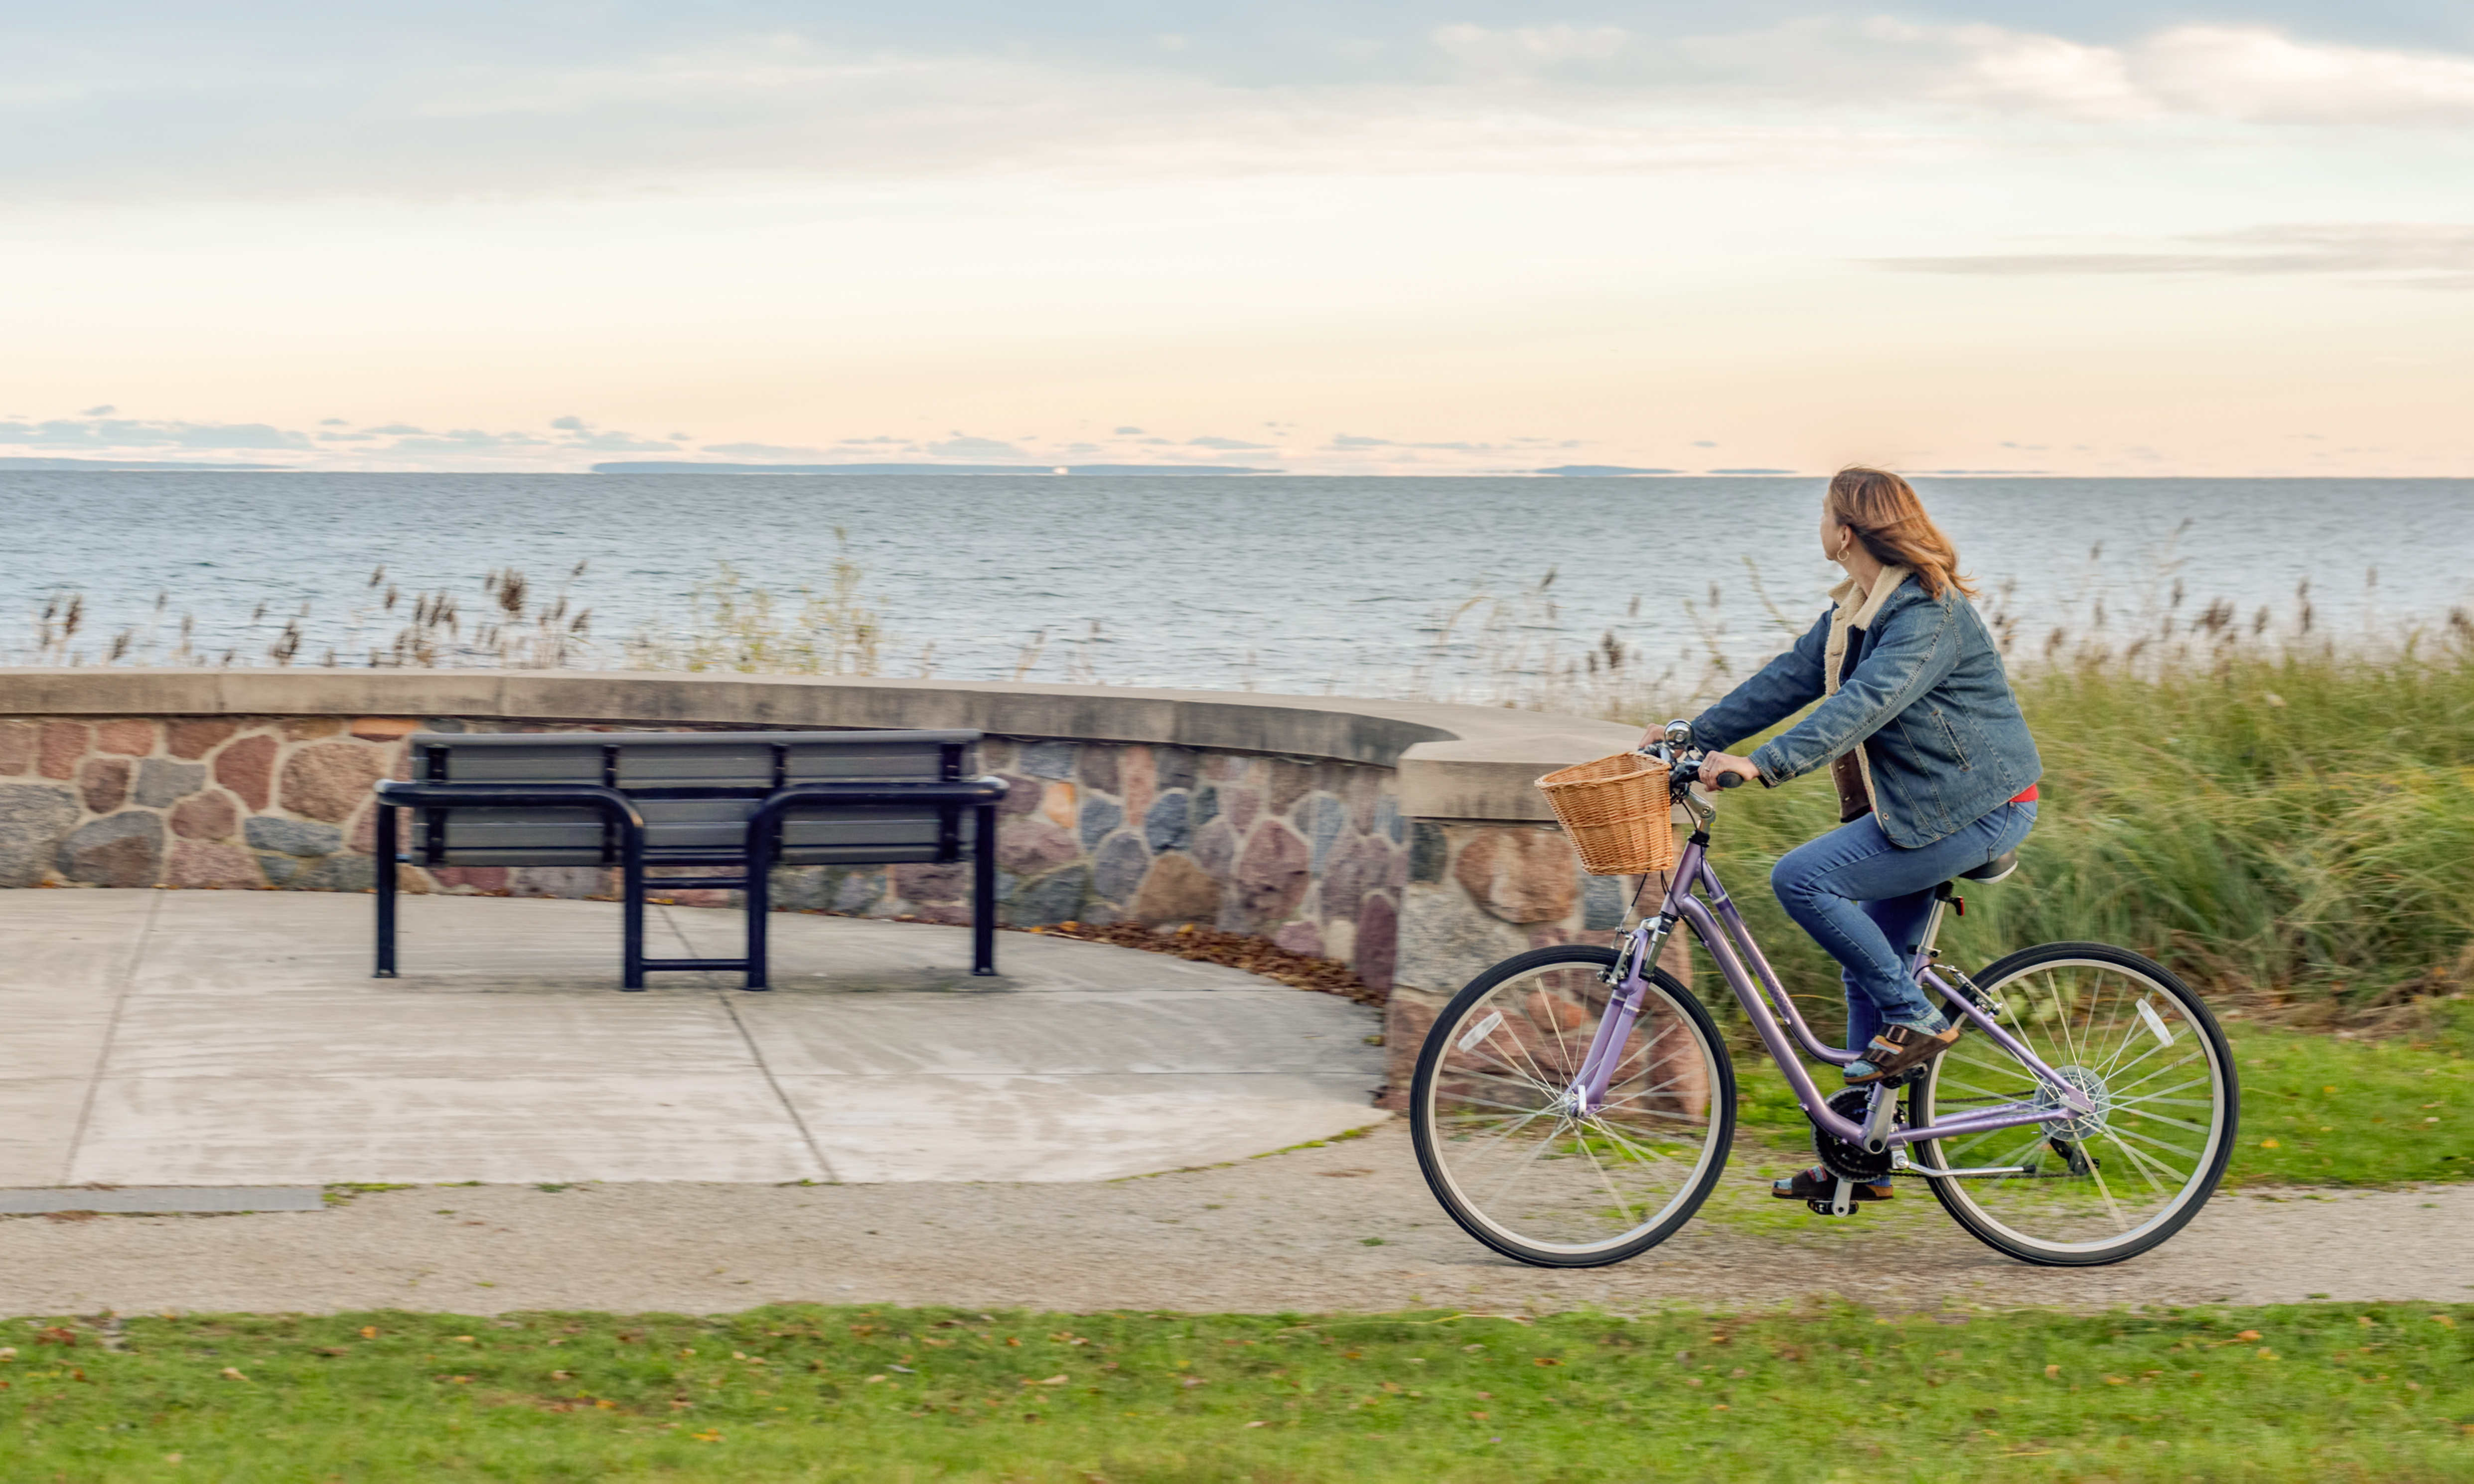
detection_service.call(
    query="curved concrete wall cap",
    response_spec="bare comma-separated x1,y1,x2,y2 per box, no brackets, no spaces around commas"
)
0,668,1642,822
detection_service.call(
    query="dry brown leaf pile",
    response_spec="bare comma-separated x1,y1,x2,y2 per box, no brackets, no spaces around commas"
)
1015,922,1385,1007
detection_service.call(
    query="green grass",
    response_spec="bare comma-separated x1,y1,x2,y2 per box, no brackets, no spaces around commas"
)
3,1304,2468,1482
1726,1010,2470,1188
2222,1020,2472,1186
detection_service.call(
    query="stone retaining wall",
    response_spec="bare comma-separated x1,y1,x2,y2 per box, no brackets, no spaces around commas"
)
0,713,1428,988
0,671,1691,1099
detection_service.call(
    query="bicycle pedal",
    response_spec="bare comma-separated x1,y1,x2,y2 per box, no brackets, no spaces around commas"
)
1804,1198,1863,1217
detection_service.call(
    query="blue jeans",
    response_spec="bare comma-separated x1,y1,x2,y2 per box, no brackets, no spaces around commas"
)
1769,801,2037,1052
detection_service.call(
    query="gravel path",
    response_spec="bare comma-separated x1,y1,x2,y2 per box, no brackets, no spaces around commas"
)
4,1126,2467,1318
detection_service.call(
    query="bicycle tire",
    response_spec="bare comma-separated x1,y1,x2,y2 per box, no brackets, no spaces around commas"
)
1913,941,2238,1267
1410,944,1736,1268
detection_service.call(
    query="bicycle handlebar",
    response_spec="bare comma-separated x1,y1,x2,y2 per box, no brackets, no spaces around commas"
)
1668,758,1746,791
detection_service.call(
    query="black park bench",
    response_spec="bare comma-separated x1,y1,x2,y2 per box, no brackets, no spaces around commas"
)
370,729,1008,989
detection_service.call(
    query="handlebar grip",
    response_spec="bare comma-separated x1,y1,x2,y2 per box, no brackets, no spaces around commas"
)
1716,771,1746,789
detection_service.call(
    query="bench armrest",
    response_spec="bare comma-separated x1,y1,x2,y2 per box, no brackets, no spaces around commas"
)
374,779,650,830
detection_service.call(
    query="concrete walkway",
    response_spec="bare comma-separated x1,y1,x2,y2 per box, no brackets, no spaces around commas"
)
4,1125,2467,1318
0,890,1384,1188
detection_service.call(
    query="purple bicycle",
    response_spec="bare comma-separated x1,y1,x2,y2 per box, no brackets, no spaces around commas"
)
1410,720,2238,1269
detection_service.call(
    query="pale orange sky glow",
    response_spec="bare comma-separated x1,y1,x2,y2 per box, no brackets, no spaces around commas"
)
4,5,2471,476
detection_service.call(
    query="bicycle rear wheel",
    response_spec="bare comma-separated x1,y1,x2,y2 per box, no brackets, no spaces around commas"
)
1410,945,1734,1268
1913,942,2237,1266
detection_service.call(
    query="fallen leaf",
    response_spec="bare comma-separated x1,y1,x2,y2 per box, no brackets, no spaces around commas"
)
1244,1420,1270,1428
2235,1331,2261,1342
865,1374,887,1383
220,1367,248,1382
359,1327,378,1340
2043,1364,2060,1378
691,1430,723,1443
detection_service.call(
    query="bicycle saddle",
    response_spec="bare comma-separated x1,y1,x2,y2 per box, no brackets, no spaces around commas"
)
1958,849,2019,883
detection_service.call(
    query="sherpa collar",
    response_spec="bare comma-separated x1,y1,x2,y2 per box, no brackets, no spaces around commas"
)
1829,565,1913,632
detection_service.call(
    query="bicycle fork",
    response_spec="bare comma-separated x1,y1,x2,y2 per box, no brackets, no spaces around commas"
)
1566,921,1664,1117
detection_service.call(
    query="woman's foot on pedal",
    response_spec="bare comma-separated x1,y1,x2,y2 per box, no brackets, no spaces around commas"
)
1845,1014,1959,1084
1771,1165,1892,1202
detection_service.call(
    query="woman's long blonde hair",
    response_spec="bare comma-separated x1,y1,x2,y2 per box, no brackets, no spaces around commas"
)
1827,466,1975,600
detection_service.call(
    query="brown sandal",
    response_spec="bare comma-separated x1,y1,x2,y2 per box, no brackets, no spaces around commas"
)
1844,1022,1960,1084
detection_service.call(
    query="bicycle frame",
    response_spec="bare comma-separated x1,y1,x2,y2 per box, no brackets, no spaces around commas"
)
1568,827,2095,1151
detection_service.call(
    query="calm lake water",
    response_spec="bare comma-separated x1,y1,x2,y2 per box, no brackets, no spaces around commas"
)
3,473,2468,700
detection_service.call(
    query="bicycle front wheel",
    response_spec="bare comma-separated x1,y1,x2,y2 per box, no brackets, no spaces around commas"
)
1410,945,1735,1268
1914,942,2237,1266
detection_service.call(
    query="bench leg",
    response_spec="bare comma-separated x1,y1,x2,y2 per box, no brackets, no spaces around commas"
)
972,803,998,976
621,849,647,991
742,846,772,992
373,804,399,978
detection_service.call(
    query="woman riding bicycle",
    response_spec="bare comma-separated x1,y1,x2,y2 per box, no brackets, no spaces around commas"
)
1689,466,2042,1204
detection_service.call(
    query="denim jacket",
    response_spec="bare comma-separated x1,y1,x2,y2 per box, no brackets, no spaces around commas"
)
1689,568,2042,848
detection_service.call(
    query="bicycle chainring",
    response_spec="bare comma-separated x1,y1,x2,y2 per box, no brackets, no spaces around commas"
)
1812,1086,1897,1182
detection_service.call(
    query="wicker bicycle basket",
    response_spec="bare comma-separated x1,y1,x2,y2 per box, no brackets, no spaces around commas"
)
1535,751,1676,876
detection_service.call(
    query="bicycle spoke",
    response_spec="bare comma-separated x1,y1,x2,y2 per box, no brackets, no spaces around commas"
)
1574,1134,1637,1228
1578,1114,1691,1170
1455,1050,1564,1102
2106,1050,2202,1100
2086,1152,2129,1233
2096,1128,2179,1195
2101,1122,2206,1162
1477,1116,1571,1212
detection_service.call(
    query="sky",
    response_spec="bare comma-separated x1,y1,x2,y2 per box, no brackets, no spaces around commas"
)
3,1,2471,476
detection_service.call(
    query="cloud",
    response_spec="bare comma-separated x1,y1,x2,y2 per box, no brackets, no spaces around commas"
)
9,11,2474,203
378,428,551,451
363,422,428,434
558,429,679,451
549,414,589,430
80,404,116,416
923,434,1029,459
701,441,823,457
0,415,312,451
1329,434,1392,448
1876,222,2474,286
1186,435,1272,449
1113,426,1146,435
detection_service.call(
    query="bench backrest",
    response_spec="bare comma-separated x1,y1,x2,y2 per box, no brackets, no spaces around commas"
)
406,730,984,867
